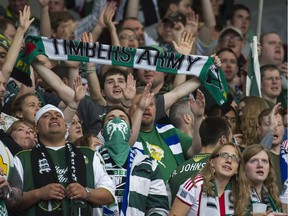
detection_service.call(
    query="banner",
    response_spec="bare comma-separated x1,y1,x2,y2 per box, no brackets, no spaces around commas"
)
246,36,262,97
12,36,230,105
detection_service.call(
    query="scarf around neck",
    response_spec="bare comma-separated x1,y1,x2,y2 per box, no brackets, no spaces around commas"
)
31,141,91,216
199,179,234,216
250,186,281,213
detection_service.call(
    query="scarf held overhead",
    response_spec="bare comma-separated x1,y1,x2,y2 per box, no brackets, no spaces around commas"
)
13,36,229,105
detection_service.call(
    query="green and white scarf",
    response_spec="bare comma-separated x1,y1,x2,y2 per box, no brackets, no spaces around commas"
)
12,36,229,106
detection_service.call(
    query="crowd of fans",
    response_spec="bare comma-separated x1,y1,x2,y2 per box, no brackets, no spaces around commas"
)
0,0,286,215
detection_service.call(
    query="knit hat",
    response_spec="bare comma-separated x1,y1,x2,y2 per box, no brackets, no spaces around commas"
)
0,34,11,51
35,104,64,124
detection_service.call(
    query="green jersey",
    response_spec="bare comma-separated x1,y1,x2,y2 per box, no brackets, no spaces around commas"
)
168,153,210,202
138,126,192,182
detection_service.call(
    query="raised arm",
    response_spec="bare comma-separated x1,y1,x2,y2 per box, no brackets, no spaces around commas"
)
75,0,107,39
1,5,34,84
172,31,195,88
103,2,120,46
38,0,51,37
186,89,205,158
63,76,87,123
260,103,282,149
197,0,216,45
164,77,201,113
125,0,140,18
81,32,106,105
129,83,154,146
32,57,75,105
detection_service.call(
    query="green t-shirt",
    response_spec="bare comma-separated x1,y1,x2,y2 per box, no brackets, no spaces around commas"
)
168,153,210,202
138,127,192,182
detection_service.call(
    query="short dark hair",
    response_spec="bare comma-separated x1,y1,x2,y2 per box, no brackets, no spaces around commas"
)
50,11,74,31
216,47,238,60
0,18,15,36
199,117,230,146
231,3,251,19
169,99,192,128
102,105,132,128
100,68,128,89
260,64,280,80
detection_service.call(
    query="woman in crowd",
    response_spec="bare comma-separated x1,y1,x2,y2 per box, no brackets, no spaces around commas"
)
67,112,83,143
6,120,36,150
11,93,41,129
243,144,284,215
169,142,250,216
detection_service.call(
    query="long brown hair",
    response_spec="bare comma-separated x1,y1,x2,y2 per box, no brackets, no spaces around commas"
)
239,96,269,146
242,144,282,208
192,142,250,215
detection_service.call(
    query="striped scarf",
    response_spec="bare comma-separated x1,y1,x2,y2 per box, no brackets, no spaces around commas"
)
134,124,185,166
12,36,230,106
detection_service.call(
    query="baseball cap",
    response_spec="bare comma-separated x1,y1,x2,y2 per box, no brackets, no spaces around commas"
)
162,12,186,26
219,26,244,40
0,34,11,51
35,104,64,124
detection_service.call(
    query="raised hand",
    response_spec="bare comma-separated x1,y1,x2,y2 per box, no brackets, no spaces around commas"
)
18,5,35,33
38,0,50,8
172,31,195,55
123,73,136,101
211,54,222,68
269,102,282,131
137,82,154,111
189,89,205,118
185,8,199,35
73,76,87,104
103,2,117,30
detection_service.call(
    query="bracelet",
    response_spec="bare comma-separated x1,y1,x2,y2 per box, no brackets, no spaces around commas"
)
68,105,77,111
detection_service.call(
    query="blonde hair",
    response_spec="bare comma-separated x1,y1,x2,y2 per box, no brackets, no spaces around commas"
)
242,144,282,208
192,142,250,215
239,96,269,146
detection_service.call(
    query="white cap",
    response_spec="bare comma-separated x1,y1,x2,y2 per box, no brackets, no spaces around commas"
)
35,104,64,124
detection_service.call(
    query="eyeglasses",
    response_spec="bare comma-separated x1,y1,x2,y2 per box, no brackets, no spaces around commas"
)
214,152,240,162
119,34,138,41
